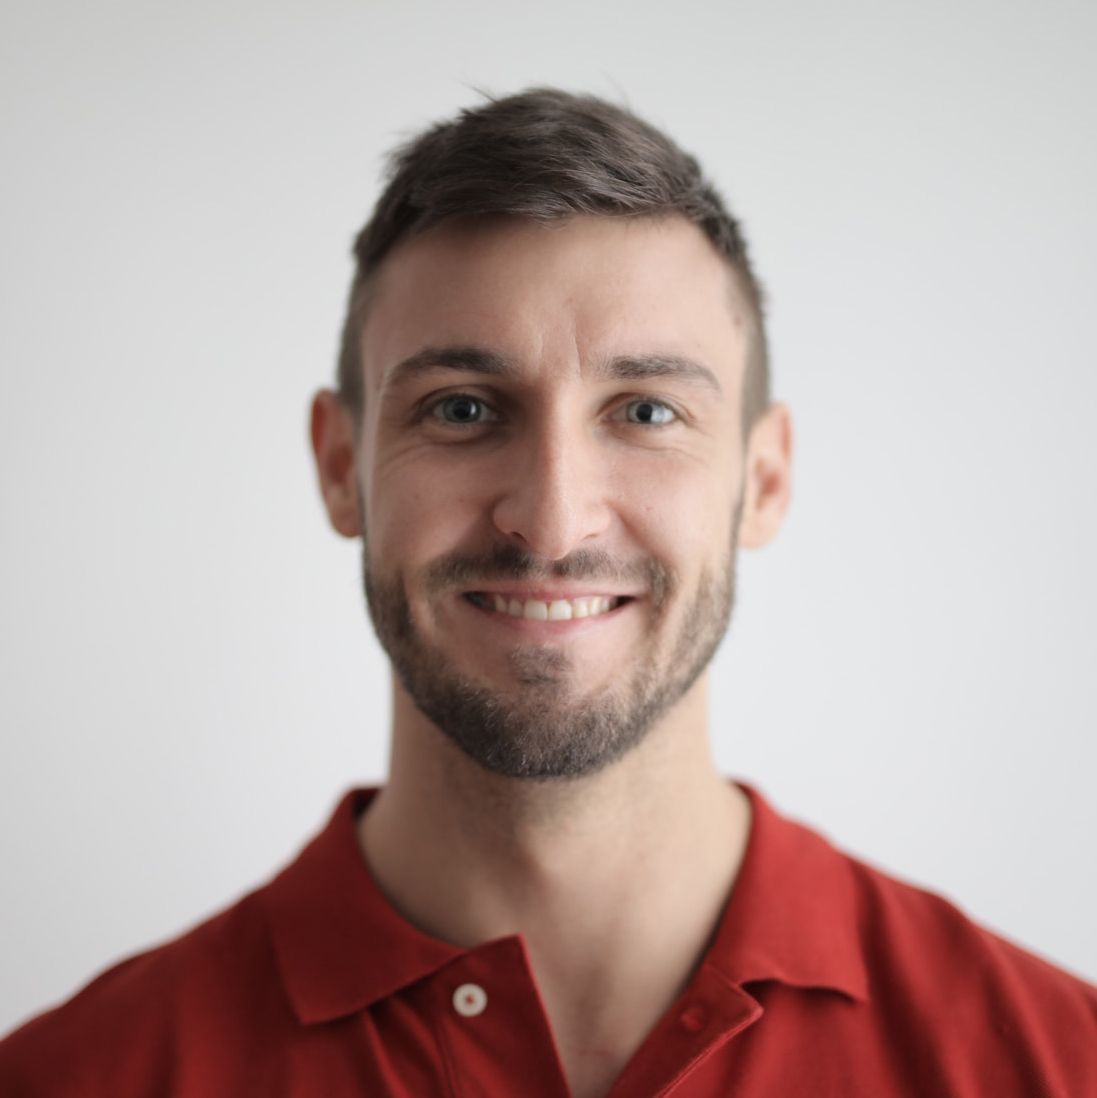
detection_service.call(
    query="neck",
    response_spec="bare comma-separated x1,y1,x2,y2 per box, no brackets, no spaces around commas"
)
359,672,749,951
359,673,752,1092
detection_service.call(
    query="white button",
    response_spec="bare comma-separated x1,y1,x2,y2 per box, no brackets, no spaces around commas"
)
452,982,488,1017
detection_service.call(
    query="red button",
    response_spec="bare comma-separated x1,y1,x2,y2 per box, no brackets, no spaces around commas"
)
679,1004,707,1032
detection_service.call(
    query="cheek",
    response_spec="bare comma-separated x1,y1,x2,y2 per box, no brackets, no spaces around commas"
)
621,457,738,555
364,454,485,570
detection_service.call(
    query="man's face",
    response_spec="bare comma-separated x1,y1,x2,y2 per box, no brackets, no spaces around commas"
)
347,215,759,779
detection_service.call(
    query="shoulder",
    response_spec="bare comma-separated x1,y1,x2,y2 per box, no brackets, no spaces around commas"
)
0,890,287,1097
841,845,1097,1088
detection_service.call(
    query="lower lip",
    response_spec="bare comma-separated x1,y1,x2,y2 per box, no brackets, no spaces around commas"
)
459,595,635,636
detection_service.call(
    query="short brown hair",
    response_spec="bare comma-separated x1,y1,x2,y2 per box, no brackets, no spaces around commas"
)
336,87,769,440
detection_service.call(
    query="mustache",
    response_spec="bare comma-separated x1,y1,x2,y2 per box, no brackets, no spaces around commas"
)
422,543,672,605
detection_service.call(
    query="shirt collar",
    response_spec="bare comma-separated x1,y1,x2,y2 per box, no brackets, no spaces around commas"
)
261,788,464,1024
261,782,868,1024
709,783,870,1003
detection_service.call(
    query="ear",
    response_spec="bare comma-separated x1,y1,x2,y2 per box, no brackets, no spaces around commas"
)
738,401,793,549
309,389,362,538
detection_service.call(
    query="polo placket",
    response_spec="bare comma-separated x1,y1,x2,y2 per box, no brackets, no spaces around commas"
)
605,965,763,1097
426,936,571,1097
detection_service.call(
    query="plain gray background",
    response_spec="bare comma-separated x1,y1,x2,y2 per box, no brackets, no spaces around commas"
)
2,0,1095,1034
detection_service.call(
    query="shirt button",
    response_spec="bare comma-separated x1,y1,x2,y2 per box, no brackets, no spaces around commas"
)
453,983,488,1017
679,1004,708,1033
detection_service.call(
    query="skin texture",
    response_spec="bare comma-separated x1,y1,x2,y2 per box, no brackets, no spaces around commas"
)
361,510,741,780
310,213,793,1098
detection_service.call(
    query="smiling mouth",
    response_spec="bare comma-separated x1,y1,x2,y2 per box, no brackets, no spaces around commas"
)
463,592,633,622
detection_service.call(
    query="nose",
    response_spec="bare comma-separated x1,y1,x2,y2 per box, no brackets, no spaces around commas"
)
490,415,612,562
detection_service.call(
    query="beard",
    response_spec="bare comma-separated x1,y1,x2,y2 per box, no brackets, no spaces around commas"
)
363,507,741,781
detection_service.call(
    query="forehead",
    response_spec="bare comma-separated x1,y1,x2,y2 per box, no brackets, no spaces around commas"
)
360,214,750,395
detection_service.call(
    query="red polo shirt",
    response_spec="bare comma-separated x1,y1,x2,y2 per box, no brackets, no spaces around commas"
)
2,784,1095,1096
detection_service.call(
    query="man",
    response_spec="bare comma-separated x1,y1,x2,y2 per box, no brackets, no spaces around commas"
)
1,87,1094,1097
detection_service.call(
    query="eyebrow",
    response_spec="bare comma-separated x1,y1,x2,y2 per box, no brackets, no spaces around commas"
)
382,346,723,395
605,353,723,394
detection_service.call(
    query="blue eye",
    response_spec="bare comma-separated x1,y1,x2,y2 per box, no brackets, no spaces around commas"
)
624,399,677,425
432,395,490,425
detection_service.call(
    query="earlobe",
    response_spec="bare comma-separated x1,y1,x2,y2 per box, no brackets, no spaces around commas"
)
738,402,793,550
309,389,363,539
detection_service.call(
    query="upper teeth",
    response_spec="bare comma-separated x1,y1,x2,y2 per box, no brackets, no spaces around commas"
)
485,595,619,621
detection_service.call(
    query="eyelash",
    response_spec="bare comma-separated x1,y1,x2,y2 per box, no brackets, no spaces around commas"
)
422,393,682,430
